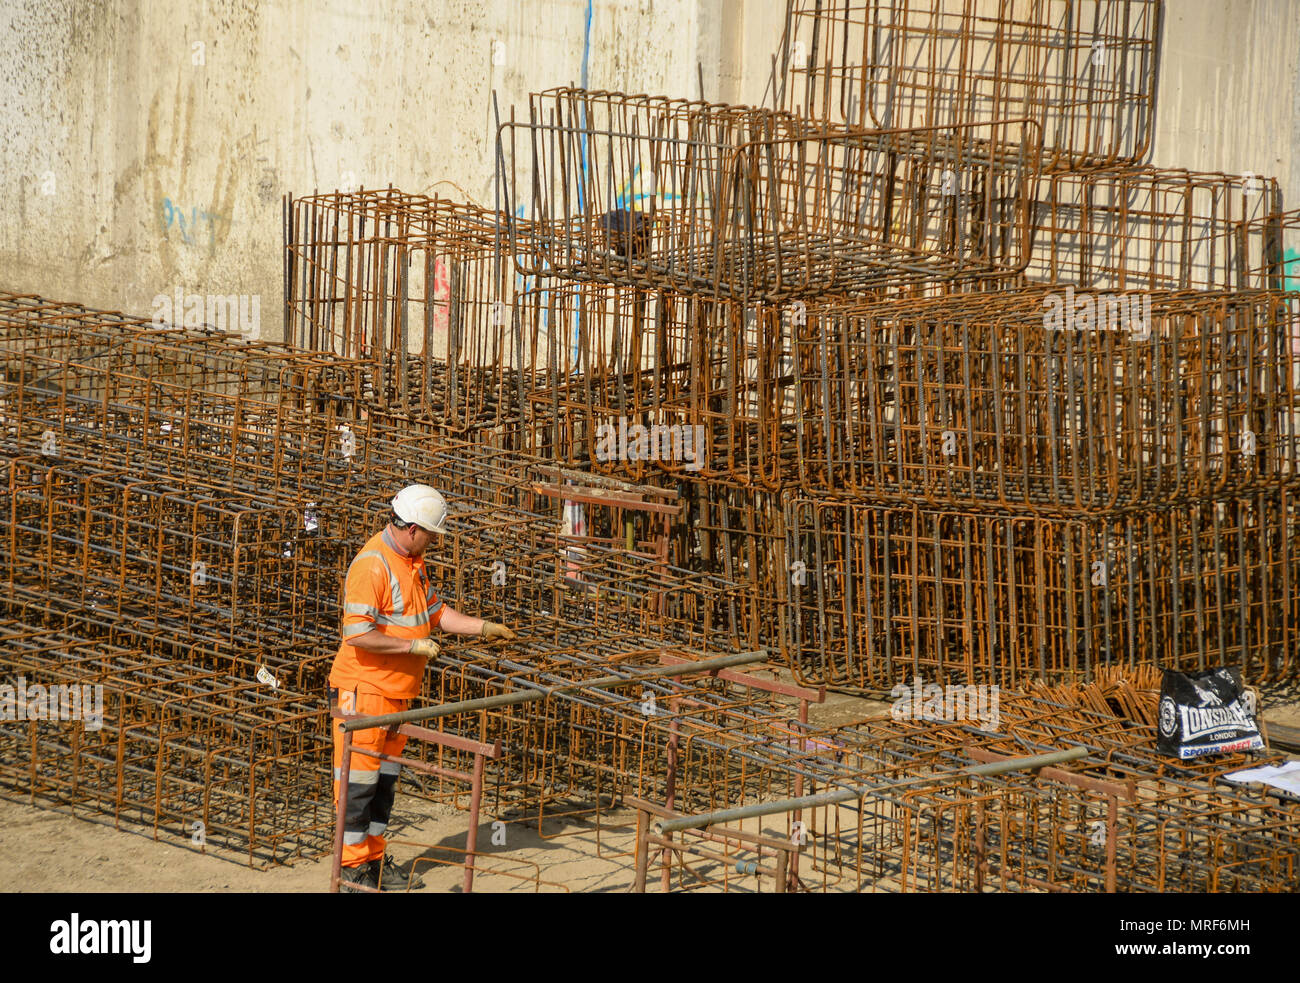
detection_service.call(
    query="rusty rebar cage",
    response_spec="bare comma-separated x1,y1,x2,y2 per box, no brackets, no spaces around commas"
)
636,684,1299,893
793,289,1300,510
0,620,335,867
1016,168,1285,292
776,0,1163,171
283,190,528,425
8,0,1300,890
516,279,797,487
498,88,1042,300
782,490,1299,689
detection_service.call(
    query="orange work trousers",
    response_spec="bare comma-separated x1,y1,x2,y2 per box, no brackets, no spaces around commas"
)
330,687,408,869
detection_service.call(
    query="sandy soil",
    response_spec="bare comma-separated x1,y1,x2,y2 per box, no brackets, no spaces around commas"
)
0,791,652,893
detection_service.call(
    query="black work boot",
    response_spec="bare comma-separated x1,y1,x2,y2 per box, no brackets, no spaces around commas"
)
371,854,426,892
339,863,379,892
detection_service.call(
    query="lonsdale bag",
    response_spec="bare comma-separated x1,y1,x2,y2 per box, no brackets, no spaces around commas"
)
1156,667,1263,759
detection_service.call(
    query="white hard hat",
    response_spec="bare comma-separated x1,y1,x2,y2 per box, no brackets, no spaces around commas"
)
391,484,448,534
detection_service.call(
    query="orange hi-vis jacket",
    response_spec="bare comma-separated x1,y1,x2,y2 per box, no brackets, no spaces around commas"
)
329,527,445,700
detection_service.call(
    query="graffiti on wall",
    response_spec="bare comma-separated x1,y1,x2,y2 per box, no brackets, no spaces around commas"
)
161,197,229,249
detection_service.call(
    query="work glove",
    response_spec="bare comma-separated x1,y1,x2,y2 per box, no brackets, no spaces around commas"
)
408,637,441,657
480,621,516,642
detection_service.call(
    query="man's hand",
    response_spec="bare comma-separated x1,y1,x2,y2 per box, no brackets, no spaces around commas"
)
479,621,516,642
408,637,441,657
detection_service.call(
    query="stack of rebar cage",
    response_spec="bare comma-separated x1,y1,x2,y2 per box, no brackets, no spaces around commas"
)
0,292,795,861
5,0,1300,890
286,0,1300,692
771,0,1300,689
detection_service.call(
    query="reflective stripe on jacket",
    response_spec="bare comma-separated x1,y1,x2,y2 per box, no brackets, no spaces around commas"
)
329,527,445,699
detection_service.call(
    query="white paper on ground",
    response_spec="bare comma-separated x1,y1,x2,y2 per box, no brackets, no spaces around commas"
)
1223,760,1300,796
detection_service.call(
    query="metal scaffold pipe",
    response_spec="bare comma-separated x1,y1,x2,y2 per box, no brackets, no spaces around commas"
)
342,648,771,730
653,746,1092,834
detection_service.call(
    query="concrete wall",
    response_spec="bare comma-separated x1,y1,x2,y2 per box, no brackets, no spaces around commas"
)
1,0,1297,339
0,0,789,337
1149,0,1300,191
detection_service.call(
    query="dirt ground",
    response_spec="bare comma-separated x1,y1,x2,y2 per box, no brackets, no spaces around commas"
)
0,792,648,893
4,690,1297,893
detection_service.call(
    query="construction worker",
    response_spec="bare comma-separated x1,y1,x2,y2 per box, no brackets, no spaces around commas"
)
330,483,516,892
